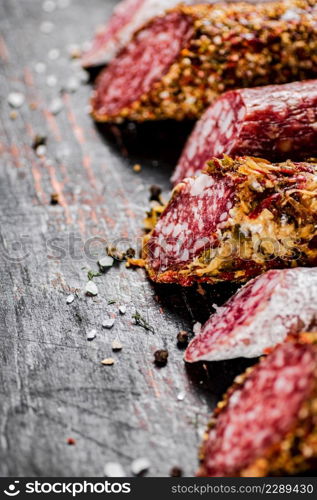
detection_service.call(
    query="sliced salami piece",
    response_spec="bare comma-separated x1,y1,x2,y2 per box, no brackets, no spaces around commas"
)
172,80,317,185
81,0,191,68
91,0,317,122
142,157,317,286
198,340,317,477
185,268,317,362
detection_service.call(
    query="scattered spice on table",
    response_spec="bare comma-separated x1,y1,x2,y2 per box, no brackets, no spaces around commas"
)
104,462,126,478
49,96,63,114
149,185,162,204
106,246,126,262
131,457,150,476
32,134,47,150
87,270,102,281
87,329,97,341
170,466,183,477
98,255,114,271
154,349,168,366
119,305,126,315
101,358,115,366
50,192,59,205
177,330,189,346
85,280,98,296
112,339,123,351
66,294,75,305
8,92,25,109
102,318,115,329
133,312,155,334
177,392,185,402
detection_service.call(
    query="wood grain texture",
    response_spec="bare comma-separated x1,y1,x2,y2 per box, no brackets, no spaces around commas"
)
0,0,255,477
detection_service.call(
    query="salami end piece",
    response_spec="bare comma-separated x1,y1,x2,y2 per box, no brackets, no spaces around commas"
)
91,0,317,123
142,157,317,286
199,340,317,477
172,80,317,185
185,268,317,362
81,0,187,68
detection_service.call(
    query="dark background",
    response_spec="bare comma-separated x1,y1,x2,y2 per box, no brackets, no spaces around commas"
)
0,0,254,477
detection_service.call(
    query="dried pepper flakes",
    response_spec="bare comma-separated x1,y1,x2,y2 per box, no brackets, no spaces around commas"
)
92,0,317,123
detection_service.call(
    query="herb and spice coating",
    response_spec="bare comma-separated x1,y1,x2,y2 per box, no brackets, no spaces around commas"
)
141,157,317,286
198,340,317,477
172,79,317,185
91,0,317,123
185,268,317,362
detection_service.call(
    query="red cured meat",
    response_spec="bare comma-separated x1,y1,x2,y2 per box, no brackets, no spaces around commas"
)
198,341,317,477
91,10,194,118
82,0,188,68
172,80,317,185
185,268,317,362
142,157,317,286
145,174,236,284
91,0,317,123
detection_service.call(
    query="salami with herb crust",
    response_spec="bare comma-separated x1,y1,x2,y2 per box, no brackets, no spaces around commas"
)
172,80,317,185
198,340,317,477
141,157,317,286
91,0,317,123
185,268,317,362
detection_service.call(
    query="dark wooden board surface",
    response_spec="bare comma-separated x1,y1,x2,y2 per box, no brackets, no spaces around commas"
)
0,0,255,477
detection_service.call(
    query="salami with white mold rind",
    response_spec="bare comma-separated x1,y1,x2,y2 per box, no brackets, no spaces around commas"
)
141,157,317,286
172,80,317,185
91,0,317,122
198,340,317,477
185,267,317,362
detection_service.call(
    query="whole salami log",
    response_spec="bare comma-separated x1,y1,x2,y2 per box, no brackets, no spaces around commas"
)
141,157,317,286
198,339,317,477
172,80,317,185
91,0,317,123
82,0,193,68
185,268,317,362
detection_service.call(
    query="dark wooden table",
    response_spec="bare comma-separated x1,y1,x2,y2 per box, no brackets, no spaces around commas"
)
0,0,254,477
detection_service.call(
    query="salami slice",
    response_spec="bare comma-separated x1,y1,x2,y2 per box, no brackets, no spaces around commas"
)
81,0,192,68
141,157,317,286
172,80,317,185
198,340,317,477
185,268,317,362
91,0,317,122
